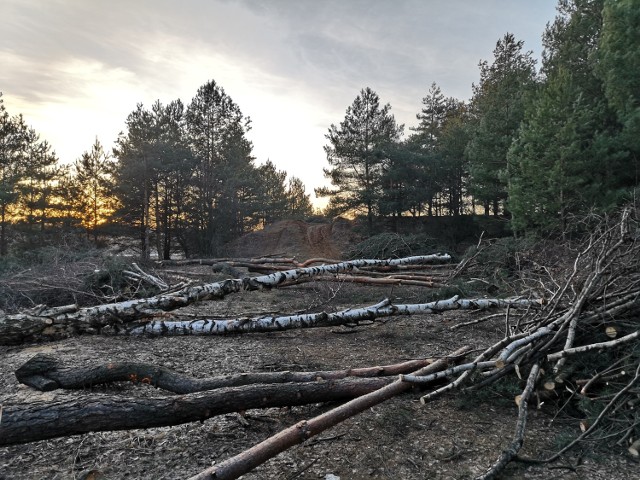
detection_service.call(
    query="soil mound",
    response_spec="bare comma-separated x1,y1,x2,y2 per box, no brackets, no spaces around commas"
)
229,218,359,259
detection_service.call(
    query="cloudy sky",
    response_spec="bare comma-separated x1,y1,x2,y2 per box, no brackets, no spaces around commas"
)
1,0,558,206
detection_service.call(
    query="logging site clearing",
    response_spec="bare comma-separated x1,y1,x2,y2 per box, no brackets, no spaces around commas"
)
1,212,639,479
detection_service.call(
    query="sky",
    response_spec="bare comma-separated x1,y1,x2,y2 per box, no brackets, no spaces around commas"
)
1,0,559,207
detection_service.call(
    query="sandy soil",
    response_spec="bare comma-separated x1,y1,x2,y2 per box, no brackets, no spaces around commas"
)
0,276,637,479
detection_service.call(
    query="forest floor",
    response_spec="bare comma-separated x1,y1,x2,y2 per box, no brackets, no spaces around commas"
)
0,267,637,480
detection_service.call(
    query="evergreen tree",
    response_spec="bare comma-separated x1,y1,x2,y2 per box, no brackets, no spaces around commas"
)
286,176,314,219
438,102,471,216
598,0,640,184
256,160,288,227
72,138,116,242
16,135,62,231
150,100,194,260
409,82,464,216
466,33,537,215
317,87,402,234
508,0,631,233
0,95,29,254
113,103,158,259
113,101,194,259
185,80,257,255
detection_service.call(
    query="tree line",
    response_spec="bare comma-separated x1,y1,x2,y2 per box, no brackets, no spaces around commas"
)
0,81,314,259
318,0,639,235
1,0,638,259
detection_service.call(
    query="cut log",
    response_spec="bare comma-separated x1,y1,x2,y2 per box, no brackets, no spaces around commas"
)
15,354,435,393
0,254,451,345
187,346,471,480
0,376,395,446
116,296,542,336
629,439,640,457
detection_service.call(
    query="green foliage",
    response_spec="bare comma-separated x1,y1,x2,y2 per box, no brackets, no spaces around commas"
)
508,0,635,234
455,375,523,410
71,138,116,241
466,33,537,215
317,87,403,234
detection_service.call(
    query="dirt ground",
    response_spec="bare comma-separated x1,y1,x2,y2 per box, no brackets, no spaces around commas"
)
1,267,637,480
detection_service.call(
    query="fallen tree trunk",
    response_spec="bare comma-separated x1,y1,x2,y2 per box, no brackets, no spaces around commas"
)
0,376,396,446
188,346,471,480
116,296,542,336
0,254,451,345
15,354,436,393
281,274,446,288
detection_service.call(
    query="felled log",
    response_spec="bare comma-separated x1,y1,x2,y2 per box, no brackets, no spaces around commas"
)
0,377,395,446
0,254,451,345
188,346,471,480
15,354,435,393
116,296,542,336
281,274,446,288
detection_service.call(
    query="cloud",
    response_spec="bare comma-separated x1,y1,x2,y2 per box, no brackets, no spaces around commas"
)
0,0,559,203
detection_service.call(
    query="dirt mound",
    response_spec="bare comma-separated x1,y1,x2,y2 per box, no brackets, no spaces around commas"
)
229,218,360,259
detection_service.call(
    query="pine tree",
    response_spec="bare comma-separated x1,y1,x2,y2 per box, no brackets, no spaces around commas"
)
317,87,402,234
185,80,257,255
72,138,116,242
410,82,464,216
113,103,158,259
286,176,314,220
0,95,29,254
508,0,631,234
256,160,289,227
16,135,62,232
466,33,537,215
598,0,640,184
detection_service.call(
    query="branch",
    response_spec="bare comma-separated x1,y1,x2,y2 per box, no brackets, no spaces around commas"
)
0,376,395,446
476,363,540,480
546,331,639,361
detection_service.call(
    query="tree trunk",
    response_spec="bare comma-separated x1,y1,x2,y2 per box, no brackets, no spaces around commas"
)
188,346,471,480
0,377,394,447
107,297,541,337
0,202,6,256
15,354,436,393
0,255,451,345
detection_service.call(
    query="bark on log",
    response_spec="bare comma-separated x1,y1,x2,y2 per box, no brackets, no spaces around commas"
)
117,296,542,336
15,354,435,393
0,377,394,446
0,254,451,345
188,346,471,480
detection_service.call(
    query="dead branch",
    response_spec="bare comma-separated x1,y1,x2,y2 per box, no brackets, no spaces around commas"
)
477,363,540,480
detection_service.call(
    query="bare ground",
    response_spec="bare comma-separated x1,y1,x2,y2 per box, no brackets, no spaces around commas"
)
0,275,637,479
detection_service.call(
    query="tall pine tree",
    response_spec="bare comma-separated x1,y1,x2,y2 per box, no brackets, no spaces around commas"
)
317,87,402,234
466,33,537,215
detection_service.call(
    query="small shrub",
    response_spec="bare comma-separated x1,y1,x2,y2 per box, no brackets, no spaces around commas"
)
347,233,449,260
